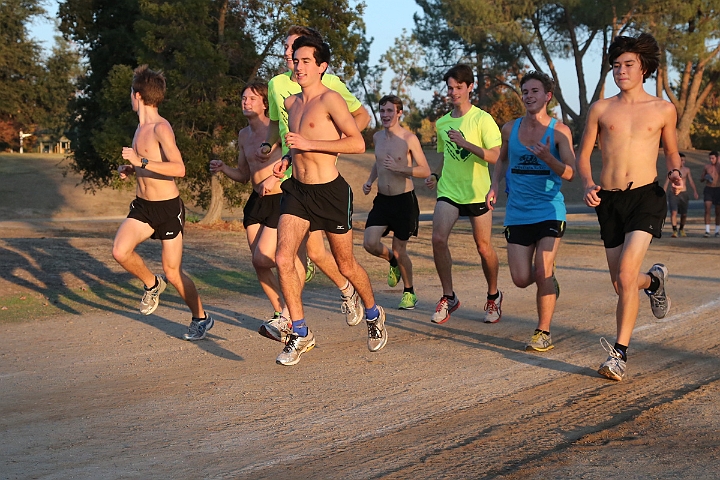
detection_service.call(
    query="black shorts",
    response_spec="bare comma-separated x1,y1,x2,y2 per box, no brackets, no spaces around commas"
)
703,186,720,205
280,175,353,233
127,196,185,240
667,190,689,215
504,220,566,246
365,191,420,241
437,197,489,217
595,182,666,249
243,191,281,229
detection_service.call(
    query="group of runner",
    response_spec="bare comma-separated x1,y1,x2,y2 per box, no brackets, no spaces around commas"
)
114,29,685,381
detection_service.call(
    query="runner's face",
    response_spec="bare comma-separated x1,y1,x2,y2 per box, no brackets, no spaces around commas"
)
612,52,645,91
521,79,551,114
130,88,139,112
711,155,718,165
446,78,472,107
379,102,401,128
284,34,300,71
242,88,265,118
293,46,325,87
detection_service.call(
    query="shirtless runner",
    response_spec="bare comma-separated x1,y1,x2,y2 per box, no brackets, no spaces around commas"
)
662,153,698,237
362,95,430,310
113,65,213,341
700,150,720,237
576,33,684,381
272,35,387,366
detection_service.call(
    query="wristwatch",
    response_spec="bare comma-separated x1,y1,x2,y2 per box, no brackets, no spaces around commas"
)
141,157,149,169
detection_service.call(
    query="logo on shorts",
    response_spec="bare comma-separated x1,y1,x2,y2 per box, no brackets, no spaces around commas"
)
549,228,558,233
336,225,345,230
166,231,174,236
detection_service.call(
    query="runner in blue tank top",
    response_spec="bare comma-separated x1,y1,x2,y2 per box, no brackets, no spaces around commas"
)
486,71,576,353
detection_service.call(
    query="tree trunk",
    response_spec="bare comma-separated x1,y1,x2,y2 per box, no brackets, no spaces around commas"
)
200,174,224,224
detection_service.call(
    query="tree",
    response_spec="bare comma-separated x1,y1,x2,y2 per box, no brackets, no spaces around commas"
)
379,29,423,107
348,34,384,126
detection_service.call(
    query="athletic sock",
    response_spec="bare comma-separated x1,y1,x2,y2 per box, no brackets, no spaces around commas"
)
292,319,308,337
646,272,660,293
145,276,159,291
487,291,500,301
614,342,628,362
365,304,380,321
706,224,711,233
672,225,678,233
444,292,456,303
340,281,354,298
192,314,207,322
389,255,398,267
534,329,550,335
715,225,719,234
404,286,415,294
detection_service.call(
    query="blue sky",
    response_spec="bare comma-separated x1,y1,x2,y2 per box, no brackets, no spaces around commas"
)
29,0,649,113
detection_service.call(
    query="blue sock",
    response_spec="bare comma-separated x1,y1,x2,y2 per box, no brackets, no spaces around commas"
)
292,319,308,337
365,304,380,321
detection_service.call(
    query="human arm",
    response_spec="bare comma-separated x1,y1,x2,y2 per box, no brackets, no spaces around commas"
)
257,120,282,161
117,165,135,180
528,122,576,181
350,106,371,131
382,135,431,179
576,104,602,207
425,156,444,190
486,123,512,211
685,168,699,198
447,129,501,165
363,163,378,195
121,123,187,177
660,104,684,195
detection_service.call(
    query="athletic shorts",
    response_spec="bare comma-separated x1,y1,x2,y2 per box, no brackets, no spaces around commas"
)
280,175,353,233
437,197,489,217
667,190,689,215
595,182,666,249
243,191,281,229
365,191,420,241
127,196,185,240
504,220,566,246
703,186,720,205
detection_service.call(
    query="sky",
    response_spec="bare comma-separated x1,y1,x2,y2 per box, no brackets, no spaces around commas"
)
28,0,655,114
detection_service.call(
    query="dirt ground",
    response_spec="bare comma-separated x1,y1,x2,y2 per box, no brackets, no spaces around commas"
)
1,153,719,479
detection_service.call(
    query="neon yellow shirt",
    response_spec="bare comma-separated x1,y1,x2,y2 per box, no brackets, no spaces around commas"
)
435,106,502,204
268,71,362,154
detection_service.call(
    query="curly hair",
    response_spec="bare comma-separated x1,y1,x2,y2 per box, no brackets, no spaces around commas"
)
608,33,660,80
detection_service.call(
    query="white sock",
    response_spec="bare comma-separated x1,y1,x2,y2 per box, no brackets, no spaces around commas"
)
706,224,711,233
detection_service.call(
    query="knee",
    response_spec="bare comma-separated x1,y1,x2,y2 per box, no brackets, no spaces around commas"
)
252,251,275,270
275,249,295,272
164,269,182,287
336,259,357,279
510,271,533,289
112,245,129,265
476,240,495,258
616,270,636,292
363,238,380,256
431,233,448,250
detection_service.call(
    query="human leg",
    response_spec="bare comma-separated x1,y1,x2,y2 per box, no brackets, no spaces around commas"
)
470,212,502,323
112,218,156,287
275,214,310,322
161,233,204,318
248,224,283,314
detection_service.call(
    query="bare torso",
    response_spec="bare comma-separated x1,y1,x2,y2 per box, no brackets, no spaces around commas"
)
239,126,282,194
594,95,672,190
701,163,720,188
132,119,180,201
373,130,415,196
286,90,342,184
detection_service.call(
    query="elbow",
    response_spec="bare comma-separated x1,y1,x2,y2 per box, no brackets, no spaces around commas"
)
418,166,431,178
176,166,186,178
351,138,366,154
563,167,575,182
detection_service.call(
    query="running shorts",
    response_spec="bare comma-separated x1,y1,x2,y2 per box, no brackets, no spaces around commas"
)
437,196,489,217
365,191,420,241
703,186,720,206
504,220,566,246
127,196,185,240
595,182,666,248
243,191,282,229
280,175,353,233
667,190,689,215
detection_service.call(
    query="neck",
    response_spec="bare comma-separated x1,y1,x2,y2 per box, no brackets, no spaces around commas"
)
617,84,648,102
452,102,472,117
299,80,325,100
137,105,160,125
248,114,269,131
385,123,403,136
523,109,551,126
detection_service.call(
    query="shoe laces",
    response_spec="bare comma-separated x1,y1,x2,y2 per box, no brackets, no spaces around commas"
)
484,298,499,313
341,292,357,314
600,337,623,361
282,333,300,353
435,297,449,313
367,319,383,339
187,320,200,336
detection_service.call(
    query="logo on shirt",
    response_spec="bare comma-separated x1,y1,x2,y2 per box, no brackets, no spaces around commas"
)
444,129,473,162
511,154,551,176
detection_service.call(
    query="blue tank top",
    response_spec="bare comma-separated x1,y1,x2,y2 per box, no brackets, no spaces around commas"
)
504,118,566,225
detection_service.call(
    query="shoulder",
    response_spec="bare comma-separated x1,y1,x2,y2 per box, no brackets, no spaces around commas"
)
238,125,251,139
436,112,452,126
153,120,175,138
400,127,421,144
269,72,292,87
373,130,384,141
321,73,342,87
501,119,517,135
321,88,345,105
551,119,572,136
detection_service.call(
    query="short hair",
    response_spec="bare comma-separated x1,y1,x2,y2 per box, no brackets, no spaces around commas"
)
379,95,403,112
608,33,660,80
132,65,166,107
520,71,555,96
679,152,686,158
241,82,269,116
286,25,323,41
292,35,331,72
710,151,719,157
443,64,474,87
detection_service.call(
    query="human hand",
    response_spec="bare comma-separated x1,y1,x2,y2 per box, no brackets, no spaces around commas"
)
118,165,135,179
273,156,290,179
121,147,141,166
260,175,280,196
285,132,310,151
425,174,437,190
362,181,372,195
209,159,224,174
447,129,466,149
584,184,602,207
486,186,498,211
527,138,553,163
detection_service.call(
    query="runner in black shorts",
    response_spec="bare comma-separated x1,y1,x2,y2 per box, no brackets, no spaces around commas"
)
127,196,185,240
700,151,720,236
504,220,566,246
362,95,431,310
280,175,353,233
595,182,667,248
243,190,282,229
437,197,489,217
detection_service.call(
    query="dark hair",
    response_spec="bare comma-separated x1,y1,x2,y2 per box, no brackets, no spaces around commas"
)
443,64,474,87
711,151,719,157
286,25,323,41
292,35,331,73
679,152,686,158
608,33,660,80
241,82,269,116
520,71,554,96
379,95,403,112
132,65,166,107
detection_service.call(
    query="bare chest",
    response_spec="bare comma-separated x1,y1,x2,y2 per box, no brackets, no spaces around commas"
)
598,106,663,141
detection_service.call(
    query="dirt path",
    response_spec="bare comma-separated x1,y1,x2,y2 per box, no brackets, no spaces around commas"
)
1,152,719,479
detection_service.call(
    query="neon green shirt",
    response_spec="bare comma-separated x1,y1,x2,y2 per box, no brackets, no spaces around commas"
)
268,71,362,154
435,106,502,204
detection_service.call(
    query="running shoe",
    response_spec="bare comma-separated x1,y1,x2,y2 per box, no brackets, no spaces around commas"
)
704,232,710,237
671,230,678,238
183,314,215,341
341,289,363,326
598,337,626,381
431,295,460,324
258,313,291,343
276,330,316,366
484,291,503,323
140,275,167,315
366,306,388,352
305,258,316,283
525,330,554,352
679,229,687,237
645,263,670,319
387,264,401,287
398,292,417,310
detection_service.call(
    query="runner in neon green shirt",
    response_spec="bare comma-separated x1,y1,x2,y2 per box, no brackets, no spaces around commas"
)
425,64,504,325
